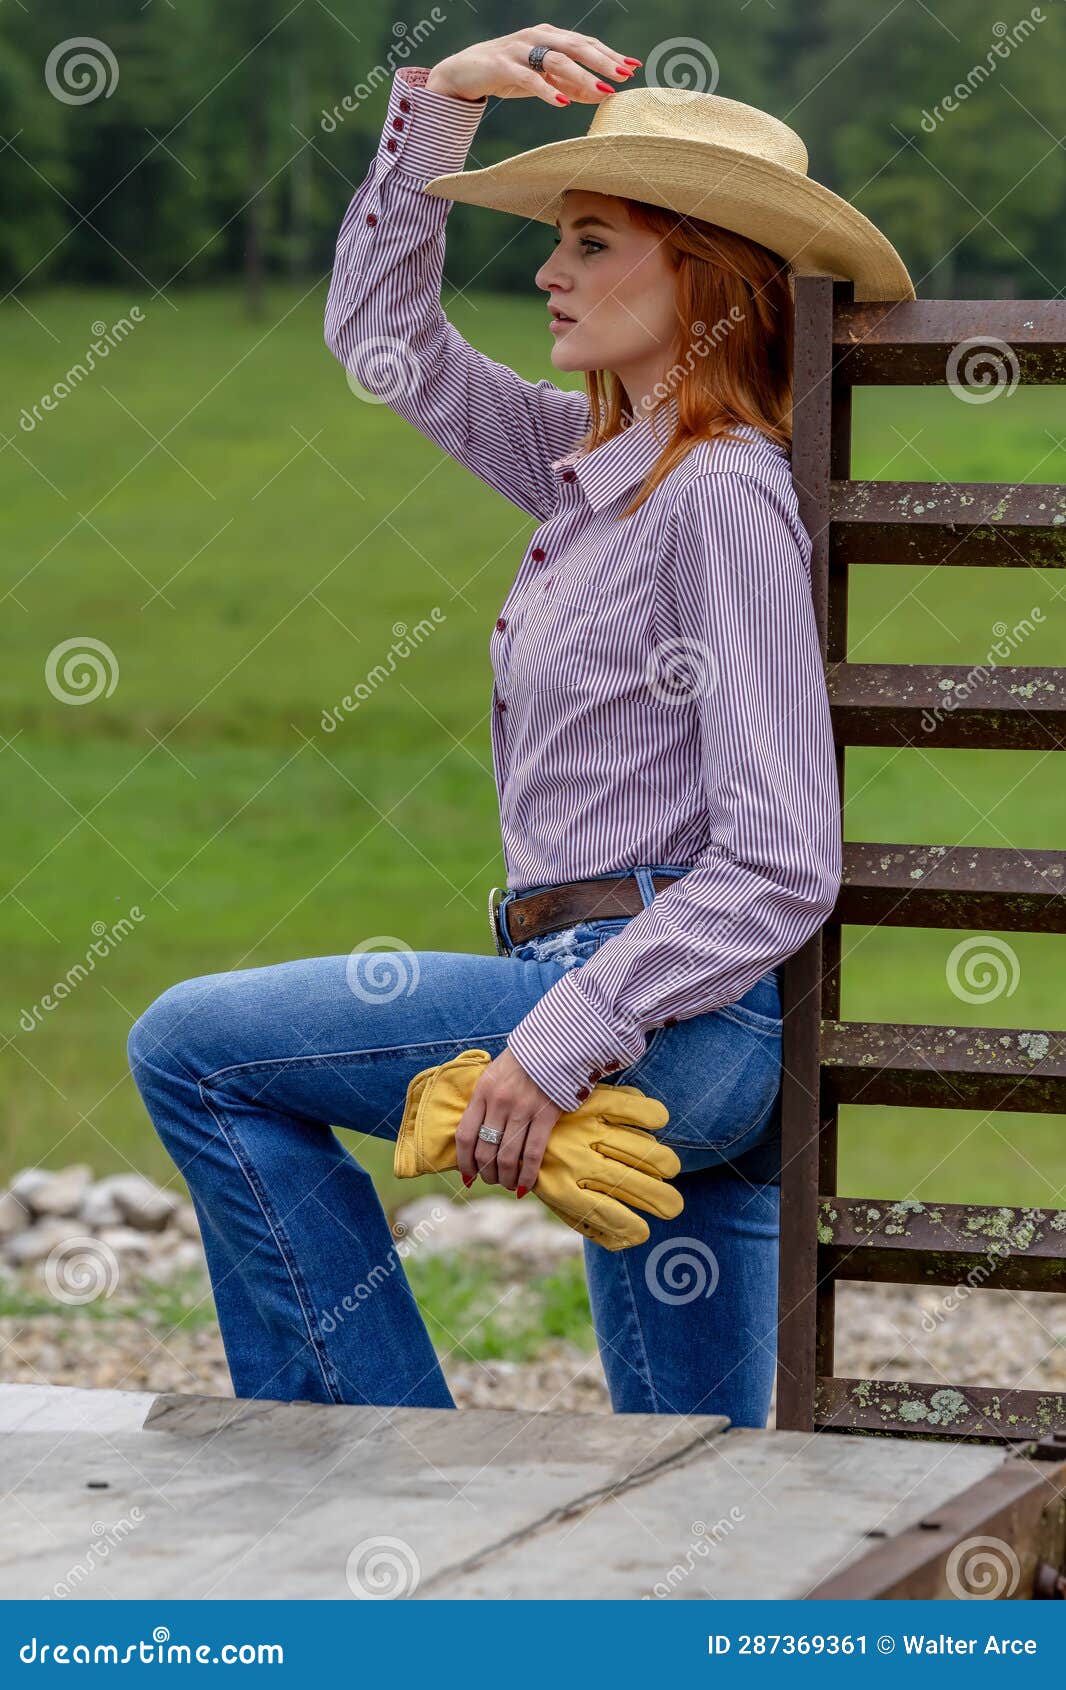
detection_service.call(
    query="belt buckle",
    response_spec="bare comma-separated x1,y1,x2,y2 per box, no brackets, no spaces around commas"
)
487,884,506,955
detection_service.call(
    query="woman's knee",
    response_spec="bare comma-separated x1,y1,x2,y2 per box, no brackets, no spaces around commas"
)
127,973,224,1088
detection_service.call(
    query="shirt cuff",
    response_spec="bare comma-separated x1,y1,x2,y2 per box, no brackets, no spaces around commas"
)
374,66,487,179
506,966,648,1112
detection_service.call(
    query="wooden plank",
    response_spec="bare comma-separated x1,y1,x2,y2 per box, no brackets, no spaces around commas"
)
830,480,1066,567
0,1397,726,1600
811,1450,1066,1599
816,1376,1066,1442
821,1019,1066,1111
818,1196,1066,1291
836,842,1066,930
776,276,850,1433
0,1401,1009,1601
827,662,1066,750
421,1427,1008,1600
0,1382,158,1435
833,298,1066,385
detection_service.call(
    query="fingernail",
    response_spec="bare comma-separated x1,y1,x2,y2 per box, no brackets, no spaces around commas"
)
555,94,570,105
595,81,614,93
624,58,642,66
614,67,632,77
516,1185,528,1199
462,1173,474,1187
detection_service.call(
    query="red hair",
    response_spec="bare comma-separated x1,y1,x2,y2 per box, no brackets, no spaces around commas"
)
572,200,795,519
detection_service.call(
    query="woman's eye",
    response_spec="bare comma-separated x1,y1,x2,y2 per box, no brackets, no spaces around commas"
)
550,236,605,254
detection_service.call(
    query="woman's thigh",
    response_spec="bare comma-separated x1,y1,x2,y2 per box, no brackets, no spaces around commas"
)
129,944,604,1139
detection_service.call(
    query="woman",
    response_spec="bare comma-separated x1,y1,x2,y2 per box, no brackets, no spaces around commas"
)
128,27,913,1422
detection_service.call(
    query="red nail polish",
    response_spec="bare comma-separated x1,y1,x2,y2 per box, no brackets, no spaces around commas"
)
555,94,570,105
595,82,614,93
462,1173,474,1187
624,58,642,65
614,67,631,76
516,1185,528,1199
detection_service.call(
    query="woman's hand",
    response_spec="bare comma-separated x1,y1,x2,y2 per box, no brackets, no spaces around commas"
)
454,1047,563,1194
425,28,641,107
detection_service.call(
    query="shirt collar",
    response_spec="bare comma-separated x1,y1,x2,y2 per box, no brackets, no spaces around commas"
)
550,395,781,512
552,393,682,513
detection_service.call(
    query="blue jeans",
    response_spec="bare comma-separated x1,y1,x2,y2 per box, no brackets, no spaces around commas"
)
126,864,782,1424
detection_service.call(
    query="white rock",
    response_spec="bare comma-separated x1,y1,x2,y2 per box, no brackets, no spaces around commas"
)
9,1168,50,1207
6,1218,90,1266
141,1239,205,1281
82,1174,179,1232
393,1194,581,1261
79,1183,125,1229
97,1227,154,1257
0,1191,31,1239
30,1164,94,1218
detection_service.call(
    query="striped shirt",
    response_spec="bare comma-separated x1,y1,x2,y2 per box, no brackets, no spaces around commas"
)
323,65,842,1113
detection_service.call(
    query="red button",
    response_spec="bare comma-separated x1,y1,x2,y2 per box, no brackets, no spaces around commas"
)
575,1086,591,1102
392,116,404,130
495,697,507,712
663,1016,678,1028
531,547,546,562
399,98,411,112
386,137,397,151
365,212,378,226
589,1068,604,1082
495,617,506,631
562,469,577,482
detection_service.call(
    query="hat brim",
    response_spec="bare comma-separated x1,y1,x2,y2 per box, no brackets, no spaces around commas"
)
423,133,915,303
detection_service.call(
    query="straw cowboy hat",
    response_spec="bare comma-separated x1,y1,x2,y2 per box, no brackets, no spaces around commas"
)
423,81,915,303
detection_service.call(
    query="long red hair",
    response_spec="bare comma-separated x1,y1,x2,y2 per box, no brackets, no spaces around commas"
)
572,200,795,519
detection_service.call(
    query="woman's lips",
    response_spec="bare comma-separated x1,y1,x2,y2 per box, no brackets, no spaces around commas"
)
549,314,577,333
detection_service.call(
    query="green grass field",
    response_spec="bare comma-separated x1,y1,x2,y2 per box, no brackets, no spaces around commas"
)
3,282,1065,1215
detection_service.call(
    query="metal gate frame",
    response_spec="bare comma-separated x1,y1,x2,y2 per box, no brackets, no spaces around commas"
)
778,278,1066,1444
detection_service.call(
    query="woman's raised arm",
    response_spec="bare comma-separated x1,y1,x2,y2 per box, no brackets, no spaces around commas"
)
323,32,639,519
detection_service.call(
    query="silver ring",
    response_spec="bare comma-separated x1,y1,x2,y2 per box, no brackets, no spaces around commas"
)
477,1124,503,1145
528,46,551,75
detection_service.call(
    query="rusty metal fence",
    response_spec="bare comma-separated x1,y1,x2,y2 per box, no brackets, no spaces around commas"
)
777,278,1066,1444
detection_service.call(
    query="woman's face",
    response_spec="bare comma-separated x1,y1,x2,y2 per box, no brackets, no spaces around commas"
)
534,190,678,386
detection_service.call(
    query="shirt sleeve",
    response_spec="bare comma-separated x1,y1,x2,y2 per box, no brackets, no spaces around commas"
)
323,66,590,522
506,470,843,1112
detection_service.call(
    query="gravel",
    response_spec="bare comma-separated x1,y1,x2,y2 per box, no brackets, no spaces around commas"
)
3,1166,1065,1418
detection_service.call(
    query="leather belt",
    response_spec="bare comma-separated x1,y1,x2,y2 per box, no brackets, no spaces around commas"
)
488,872,685,953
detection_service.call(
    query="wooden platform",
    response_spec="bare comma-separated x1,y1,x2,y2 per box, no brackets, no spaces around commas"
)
0,1384,1061,1600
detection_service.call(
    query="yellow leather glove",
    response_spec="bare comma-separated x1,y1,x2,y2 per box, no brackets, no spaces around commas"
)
394,1048,684,1251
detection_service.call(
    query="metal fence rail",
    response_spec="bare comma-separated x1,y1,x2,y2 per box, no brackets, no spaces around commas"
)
777,277,1066,1443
